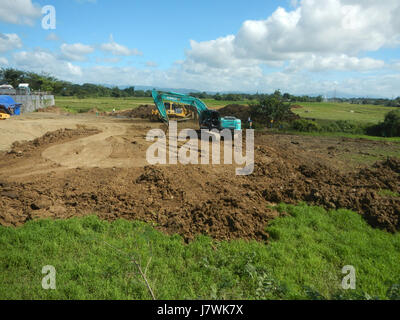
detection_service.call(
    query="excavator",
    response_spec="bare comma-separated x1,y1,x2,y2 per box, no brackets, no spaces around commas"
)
150,101,193,121
152,90,241,131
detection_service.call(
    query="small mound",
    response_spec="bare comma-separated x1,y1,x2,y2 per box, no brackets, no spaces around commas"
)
218,104,250,122
114,105,156,119
7,127,100,157
37,106,64,114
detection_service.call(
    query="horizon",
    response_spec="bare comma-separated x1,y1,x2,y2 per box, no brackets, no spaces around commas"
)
0,1,399,98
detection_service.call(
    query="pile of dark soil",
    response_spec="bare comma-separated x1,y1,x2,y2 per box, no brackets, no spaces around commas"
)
218,104,251,122
117,105,156,119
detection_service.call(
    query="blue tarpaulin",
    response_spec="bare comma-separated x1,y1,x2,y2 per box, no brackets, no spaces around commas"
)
0,95,22,115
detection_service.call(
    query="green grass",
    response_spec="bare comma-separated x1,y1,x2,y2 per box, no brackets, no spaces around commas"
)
55,96,153,113
293,102,397,124
274,129,400,143
378,189,400,198
1,203,399,300
54,96,252,113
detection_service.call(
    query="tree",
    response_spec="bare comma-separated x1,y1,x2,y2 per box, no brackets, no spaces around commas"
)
250,95,293,123
381,110,400,137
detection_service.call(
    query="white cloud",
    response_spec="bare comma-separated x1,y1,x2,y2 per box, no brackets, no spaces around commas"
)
13,49,82,77
185,0,400,72
0,57,8,65
286,54,385,73
0,33,23,52
100,34,142,56
0,0,42,25
60,43,94,61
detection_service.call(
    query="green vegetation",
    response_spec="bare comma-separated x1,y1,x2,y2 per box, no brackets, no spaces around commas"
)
55,96,153,113
1,204,400,300
249,94,293,123
292,102,398,124
378,189,400,198
367,110,400,138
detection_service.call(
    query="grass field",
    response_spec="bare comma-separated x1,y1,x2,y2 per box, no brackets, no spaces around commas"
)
55,97,395,125
292,102,397,124
54,96,251,113
1,204,399,300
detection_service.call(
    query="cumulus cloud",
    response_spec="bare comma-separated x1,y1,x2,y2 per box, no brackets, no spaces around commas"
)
0,33,23,52
0,57,8,65
0,0,42,25
185,0,400,72
286,54,385,73
13,49,82,77
100,34,142,56
60,43,94,61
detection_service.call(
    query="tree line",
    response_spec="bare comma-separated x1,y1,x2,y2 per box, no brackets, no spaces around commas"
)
1,68,399,106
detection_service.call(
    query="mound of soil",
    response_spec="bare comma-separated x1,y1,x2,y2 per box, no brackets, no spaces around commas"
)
117,105,156,119
218,104,251,122
37,106,64,114
6,127,100,158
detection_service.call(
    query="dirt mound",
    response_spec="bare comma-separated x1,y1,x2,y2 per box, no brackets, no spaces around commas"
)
6,127,100,157
218,104,250,122
253,152,400,232
37,106,64,114
114,105,156,119
291,104,303,109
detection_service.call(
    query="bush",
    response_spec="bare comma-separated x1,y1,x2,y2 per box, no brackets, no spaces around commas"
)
292,119,321,132
381,110,400,137
321,120,367,134
367,110,400,137
250,96,297,123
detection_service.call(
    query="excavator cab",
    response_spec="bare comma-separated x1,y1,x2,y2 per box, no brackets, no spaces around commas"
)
199,110,221,130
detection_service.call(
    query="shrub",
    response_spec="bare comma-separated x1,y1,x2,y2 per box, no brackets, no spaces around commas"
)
381,110,400,137
249,96,298,123
292,119,321,132
367,110,400,137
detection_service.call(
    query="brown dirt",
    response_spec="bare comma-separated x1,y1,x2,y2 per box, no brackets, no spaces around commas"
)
37,106,65,114
218,104,251,122
0,113,399,242
112,104,156,119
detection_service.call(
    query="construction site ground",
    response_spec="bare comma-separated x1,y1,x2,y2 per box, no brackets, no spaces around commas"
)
1,111,399,242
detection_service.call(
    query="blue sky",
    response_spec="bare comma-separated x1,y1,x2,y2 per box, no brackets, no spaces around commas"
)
0,0,399,97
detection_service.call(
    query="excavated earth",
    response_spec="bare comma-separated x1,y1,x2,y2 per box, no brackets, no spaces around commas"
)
0,112,399,242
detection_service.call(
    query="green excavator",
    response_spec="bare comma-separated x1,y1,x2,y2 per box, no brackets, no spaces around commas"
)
152,90,241,131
